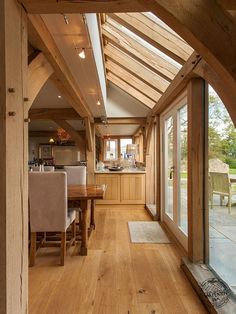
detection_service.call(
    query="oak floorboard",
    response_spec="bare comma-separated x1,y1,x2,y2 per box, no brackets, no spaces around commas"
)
29,208,207,314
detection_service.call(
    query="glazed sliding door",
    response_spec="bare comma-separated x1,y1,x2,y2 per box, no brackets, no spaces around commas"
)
162,96,188,250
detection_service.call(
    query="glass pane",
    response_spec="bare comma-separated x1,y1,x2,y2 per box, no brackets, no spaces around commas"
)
120,138,132,159
165,116,174,219
208,85,236,293
178,105,188,234
105,139,118,160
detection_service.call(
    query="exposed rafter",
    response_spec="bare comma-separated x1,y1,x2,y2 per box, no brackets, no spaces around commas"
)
95,117,147,125
105,55,163,95
107,72,155,109
27,52,53,111
149,52,202,115
104,44,169,93
109,13,192,64
29,108,81,120
104,16,179,81
106,60,161,101
18,0,146,14
28,14,93,119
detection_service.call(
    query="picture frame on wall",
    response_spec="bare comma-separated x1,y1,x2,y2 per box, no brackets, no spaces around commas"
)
39,144,52,159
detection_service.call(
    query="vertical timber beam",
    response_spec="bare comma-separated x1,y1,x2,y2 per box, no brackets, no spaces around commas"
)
0,1,28,313
155,115,161,221
187,78,206,263
87,123,95,184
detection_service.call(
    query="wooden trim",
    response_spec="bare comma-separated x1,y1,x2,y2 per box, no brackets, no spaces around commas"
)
107,72,155,108
29,108,81,120
149,52,202,116
53,120,84,149
187,78,206,263
84,118,93,152
86,124,96,184
104,43,169,93
97,13,107,85
28,14,92,119
109,12,189,64
27,52,53,111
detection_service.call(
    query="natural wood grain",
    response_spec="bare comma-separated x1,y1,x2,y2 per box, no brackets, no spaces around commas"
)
29,108,80,120
28,14,92,119
95,174,121,204
68,185,106,201
110,12,192,64
104,44,168,93
107,72,155,108
29,208,207,314
104,17,178,81
27,52,53,111
0,1,28,312
187,78,206,263
120,174,146,204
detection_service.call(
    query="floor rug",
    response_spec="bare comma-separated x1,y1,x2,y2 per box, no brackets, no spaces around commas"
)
128,221,171,243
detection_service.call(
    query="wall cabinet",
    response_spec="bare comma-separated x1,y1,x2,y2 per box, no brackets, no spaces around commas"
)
95,173,145,205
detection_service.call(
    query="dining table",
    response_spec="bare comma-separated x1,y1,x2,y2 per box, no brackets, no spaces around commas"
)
68,184,106,256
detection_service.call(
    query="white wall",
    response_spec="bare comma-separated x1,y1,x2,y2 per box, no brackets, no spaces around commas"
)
28,137,86,164
106,82,149,117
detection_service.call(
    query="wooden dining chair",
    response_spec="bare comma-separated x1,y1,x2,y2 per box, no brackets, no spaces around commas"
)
28,172,76,266
64,166,86,185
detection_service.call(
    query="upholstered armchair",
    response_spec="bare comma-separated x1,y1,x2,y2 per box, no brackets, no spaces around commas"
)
64,166,86,185
29,172,76,266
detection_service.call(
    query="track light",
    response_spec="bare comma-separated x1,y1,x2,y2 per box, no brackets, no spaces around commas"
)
97,100,101,106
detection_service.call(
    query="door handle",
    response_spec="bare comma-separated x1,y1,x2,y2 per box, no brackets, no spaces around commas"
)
169,166,175,179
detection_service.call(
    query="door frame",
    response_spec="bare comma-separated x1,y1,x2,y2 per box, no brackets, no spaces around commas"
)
160,91,188,250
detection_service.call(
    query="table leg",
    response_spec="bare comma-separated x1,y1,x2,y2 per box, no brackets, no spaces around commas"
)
79,200,88,256
90,200,95,230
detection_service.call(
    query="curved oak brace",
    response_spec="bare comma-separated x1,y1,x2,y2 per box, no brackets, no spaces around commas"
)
27,52,53,111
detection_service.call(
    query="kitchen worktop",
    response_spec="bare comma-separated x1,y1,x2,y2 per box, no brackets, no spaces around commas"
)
94,169,146,174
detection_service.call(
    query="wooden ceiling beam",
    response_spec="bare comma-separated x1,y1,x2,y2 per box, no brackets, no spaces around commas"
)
108,13,191,65
138,0,236,126
18,0,145,14
104,17,179,81
27,52,53,111
106,60,162,101
105,55,163,95
149,52,201,115
104,44,167,93
95,117,147,125
107,72,155,109
219,0,236,10
194,59,236,124
84,118,93,152
28,14,93,120
29,108,81,120
107,69,159,104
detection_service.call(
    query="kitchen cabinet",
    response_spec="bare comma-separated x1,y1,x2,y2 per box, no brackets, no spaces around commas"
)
95,172,145,205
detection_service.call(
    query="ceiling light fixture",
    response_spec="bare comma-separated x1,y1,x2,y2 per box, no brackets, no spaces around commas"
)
97,100,101,106
58,95,62,99
78,48,86,59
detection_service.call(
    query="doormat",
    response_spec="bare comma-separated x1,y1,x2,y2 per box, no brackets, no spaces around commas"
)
128,221,171,243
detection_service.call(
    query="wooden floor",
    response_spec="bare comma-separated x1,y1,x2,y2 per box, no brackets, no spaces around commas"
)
29,208,207,314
